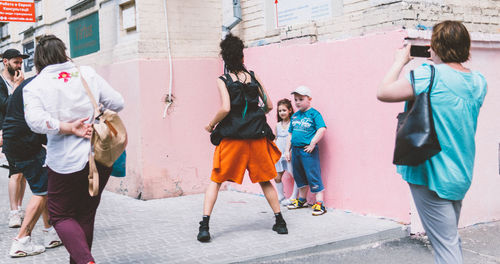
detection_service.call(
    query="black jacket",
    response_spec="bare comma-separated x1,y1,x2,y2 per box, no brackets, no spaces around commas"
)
2,77,47,160
0,76,10,129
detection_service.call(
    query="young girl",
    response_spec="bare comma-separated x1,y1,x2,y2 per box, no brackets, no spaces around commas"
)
274,99,298,206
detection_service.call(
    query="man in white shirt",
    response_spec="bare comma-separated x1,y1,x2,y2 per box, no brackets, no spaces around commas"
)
0,48,28,228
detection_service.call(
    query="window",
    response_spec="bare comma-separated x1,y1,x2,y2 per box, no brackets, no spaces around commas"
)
0,23,8,40
70,0,96,16
120,1,136,32
267,0,342,29
35,0,43,21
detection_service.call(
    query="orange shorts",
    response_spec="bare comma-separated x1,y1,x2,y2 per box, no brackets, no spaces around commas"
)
211,137,281,184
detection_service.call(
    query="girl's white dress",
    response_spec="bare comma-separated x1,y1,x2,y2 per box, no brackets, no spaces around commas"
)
275,122,292,173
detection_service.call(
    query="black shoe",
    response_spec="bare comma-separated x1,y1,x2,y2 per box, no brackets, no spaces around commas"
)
272,221,288,234
197,221,211,242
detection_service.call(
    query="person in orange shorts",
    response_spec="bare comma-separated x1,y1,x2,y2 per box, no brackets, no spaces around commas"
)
197,33,288,242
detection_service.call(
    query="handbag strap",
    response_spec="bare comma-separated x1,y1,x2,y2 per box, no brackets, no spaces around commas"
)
409,64,436,100
427,64,436,96
77,66,101,122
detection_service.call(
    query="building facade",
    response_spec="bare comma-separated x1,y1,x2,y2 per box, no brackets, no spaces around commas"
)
1,0,499,231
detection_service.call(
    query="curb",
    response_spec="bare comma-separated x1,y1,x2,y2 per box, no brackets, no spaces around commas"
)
233,226,408,263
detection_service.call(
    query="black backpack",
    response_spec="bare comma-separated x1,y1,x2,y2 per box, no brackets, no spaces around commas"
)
210,71,275,145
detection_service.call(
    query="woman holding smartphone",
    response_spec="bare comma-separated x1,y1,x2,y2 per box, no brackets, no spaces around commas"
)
377,21,487,264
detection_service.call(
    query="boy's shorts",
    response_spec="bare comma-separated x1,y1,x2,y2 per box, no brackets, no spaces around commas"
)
291,146,324,193
211,137,281,184
6,148,48,196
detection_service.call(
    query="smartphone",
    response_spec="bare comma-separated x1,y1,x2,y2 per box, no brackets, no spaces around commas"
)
410,45,431,58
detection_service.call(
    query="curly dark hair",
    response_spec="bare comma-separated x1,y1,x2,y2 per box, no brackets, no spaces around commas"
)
220,33,246,73
277,98,294,122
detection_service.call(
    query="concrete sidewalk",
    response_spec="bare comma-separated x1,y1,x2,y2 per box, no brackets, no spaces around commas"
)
0,167,405,263
241,220,500,264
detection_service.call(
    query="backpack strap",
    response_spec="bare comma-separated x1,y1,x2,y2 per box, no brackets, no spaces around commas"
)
218,74,233,87
248,71,268,113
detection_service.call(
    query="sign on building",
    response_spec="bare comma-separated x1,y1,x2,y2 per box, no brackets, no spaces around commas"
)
22,41,33,72
69,12,100,58
0,0,35,22
276,0,333,27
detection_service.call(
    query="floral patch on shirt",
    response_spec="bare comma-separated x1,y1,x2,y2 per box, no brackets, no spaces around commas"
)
53,71,79,82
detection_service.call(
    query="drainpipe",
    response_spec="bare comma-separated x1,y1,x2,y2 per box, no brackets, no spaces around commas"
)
222,0,242,73
163,0,173,118
222,0,242,38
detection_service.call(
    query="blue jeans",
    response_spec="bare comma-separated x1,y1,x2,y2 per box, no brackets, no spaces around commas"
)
291,146,324,193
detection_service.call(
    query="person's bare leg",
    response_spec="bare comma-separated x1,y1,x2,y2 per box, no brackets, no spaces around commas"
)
198,181,222,242
8,173,23,211
298,186,308,200
17,195,46,238
202,181,223,216
274,172,285,201
17,176,26,210
259,181,281,213
315,191,324,203
42,204,51,229
260,181,288,234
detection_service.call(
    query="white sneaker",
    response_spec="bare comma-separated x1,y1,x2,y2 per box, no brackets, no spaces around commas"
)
43,228,62,248
9,236,45,257
8,211,22,228
18,209,25,220
281,198,294,206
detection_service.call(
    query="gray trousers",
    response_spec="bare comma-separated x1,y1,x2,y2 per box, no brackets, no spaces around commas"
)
409,183,463,264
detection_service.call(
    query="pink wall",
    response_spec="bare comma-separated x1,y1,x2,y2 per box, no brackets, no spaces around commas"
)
229,30,411,222
99,59,222,200
459,47,500,227
97,30,500,226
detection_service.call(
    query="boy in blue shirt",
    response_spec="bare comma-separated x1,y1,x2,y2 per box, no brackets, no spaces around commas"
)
285,86,327,216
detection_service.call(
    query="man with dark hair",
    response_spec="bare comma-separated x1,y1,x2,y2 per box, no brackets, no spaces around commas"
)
1,48,28,228
4,77,62,257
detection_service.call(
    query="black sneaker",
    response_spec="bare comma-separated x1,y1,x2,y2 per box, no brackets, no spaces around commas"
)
197,221,211,242
272,221,288,234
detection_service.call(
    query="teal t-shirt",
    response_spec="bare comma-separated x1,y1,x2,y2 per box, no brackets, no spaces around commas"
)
397,63,487,201
289,108,326,147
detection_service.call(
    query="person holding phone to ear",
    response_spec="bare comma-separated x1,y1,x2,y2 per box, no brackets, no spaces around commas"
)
378,21,487,264
1,49,29,228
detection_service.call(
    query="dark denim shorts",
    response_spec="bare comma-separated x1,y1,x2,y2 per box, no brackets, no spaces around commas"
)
6,148,48,196
291,146,324,193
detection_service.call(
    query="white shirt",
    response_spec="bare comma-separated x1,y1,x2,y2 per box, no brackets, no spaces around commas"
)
23,61,124,174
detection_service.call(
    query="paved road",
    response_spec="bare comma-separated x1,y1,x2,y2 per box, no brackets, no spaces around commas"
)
0,168,404,264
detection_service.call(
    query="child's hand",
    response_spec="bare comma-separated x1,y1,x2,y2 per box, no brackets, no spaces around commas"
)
304,143,316,153
285,151,291,161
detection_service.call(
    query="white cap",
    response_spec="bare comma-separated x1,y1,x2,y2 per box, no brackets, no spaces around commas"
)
291,85,312,97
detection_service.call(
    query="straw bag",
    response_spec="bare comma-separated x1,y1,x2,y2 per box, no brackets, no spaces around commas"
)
80,71,127,196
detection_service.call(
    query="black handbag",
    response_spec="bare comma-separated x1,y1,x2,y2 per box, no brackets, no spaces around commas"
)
393,64,441,166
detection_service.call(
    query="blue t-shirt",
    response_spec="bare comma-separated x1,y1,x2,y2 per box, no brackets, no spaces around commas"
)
397,63,487,201
288,107,326,147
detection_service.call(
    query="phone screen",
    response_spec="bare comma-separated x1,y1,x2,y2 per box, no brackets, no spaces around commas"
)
410,45,431,58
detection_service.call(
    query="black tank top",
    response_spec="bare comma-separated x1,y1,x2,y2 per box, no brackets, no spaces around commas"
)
210,71,275,145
